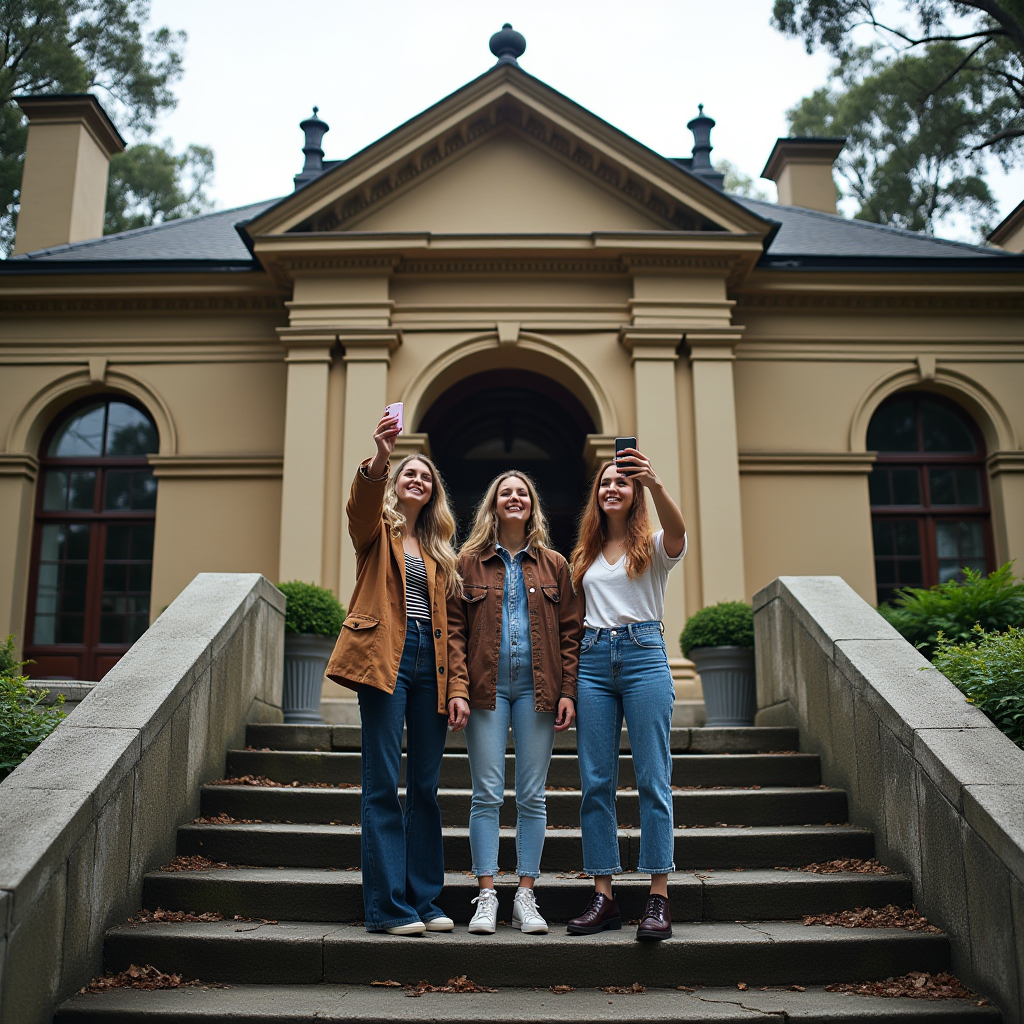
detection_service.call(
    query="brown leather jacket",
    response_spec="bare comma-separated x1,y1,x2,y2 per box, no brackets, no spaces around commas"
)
325,460,460,713
447,545,583,712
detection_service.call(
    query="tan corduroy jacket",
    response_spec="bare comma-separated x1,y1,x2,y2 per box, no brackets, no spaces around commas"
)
325,460,465,713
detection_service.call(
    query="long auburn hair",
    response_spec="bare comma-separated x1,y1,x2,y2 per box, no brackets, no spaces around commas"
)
569,460,654,583
383,454,461,597
460,470,551,557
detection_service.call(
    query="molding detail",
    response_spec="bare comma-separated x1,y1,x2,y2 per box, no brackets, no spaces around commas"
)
584,434,616,471
0,295,285,315
393,434,431,459
0,453,40,480
739,451,877,474
736,293,1024,313
148,455,283,479
395,259,627,275
987,451,1024,476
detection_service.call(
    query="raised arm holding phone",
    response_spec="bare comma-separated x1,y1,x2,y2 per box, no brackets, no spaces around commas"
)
324,408,463,935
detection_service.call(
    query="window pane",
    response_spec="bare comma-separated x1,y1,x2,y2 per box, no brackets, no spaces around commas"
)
868,468,889,505
891,469,921,505
59,615,85,644
960,521,985,558
104,470,157,511
100,615,124,644
43,471,67,510
129,563,152,592
105,525,130,560
39,523,63,561
101,523,154,649
127,614,150,643
67,471,96,511
130,524,155,560
895,522,920,555
872,520,895,555
936,522,959,559
61,564,89,613
921,400,975,453
134,471,157,510
66,523,91,560
867,397,918,451
33,615,57,645
104,403,158,457
929,469,956,505
49,404,105,457
104,471,133,510
955,469,981,506
33,523,91,646
104,563,127,592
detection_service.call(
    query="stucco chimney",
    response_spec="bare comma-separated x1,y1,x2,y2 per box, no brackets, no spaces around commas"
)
13,94,126,255
761,137,845,214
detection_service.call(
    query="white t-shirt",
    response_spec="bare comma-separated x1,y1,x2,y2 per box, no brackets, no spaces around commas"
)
581,530,686,628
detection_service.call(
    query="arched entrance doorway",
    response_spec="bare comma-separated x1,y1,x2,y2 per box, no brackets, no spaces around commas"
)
420,370,596,555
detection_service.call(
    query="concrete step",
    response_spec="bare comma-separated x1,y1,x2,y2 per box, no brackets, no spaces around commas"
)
247,724,801,755
55,982,1002,1023
224,750,822,789
142,867,912,924
97,919,951,988
198,784,848,828
176,823,874,871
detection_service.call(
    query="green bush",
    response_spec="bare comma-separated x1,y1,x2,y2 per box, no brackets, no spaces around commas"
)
277,581,345,637
933,626,1024,751
680,601,755,657
0,635,66,781
878,563,1024,660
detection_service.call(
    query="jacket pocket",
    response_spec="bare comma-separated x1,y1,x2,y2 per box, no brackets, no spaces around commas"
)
540,584,560,603
343,614,380,631
463,585,488,605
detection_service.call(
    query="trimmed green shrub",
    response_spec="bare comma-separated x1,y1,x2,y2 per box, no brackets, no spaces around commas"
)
879,563,1024,660
0,635,66,781
933,626,1024,751
277,581,345,637
680,601,755,657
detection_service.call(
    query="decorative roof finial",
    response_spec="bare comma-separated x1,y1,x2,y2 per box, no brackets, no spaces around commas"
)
685,104,725,190
294,107,330,191
489,23,526,66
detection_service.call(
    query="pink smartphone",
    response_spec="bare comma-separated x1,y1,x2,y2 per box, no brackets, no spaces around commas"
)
384,402,404,433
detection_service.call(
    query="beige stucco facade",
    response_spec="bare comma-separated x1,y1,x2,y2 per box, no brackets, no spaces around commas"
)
2,67,1023,686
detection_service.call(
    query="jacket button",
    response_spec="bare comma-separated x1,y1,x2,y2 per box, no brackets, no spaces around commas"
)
438,666,444,674
434,628,442,638
529,587,535,593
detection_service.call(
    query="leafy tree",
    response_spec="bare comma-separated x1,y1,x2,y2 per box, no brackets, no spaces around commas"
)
0,635,65,780
773,1,1024,234
715,159,771,200
0,1,213,253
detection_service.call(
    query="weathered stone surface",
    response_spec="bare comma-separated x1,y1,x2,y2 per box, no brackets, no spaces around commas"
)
58,823,97,1005
876,722,922,884
834,640,988,746
963,784,1024,882
914,727,1024,812
128,718,175,897
963,824,1019,1009
88,782,134,953
822,660,857,799
848,692,883,830
754,596,794,708
1011,875,1024,1024
792,624,830,751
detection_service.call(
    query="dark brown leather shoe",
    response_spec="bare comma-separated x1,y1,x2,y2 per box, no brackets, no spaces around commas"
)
566,892,622,935
635,894,672,941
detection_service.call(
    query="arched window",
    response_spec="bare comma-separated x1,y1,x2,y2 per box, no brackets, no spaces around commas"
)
868,393,993,606
25,398,159,680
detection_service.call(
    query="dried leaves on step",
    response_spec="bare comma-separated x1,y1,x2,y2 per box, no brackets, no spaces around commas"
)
550,985,574,994
826,971,986,1002
601,983,646,994
193,812,263,825
130,908,224,924
81,964,225,994
372,980,402,987
404,976,497,997
777,858,893,875
160,855,256,872
804,904,939,932
209,775,357,789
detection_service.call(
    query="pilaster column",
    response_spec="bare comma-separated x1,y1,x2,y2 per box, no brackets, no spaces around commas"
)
339,329,401,598
688,333,746,604
621,328,687,641
277,331,334,585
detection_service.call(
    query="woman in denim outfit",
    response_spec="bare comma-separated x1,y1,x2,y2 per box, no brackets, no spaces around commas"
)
326,411,466,935
566,447,686,941
448,472,582,935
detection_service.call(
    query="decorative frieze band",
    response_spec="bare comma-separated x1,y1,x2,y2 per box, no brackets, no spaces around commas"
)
148,455,283,479
0,295,284,315
739,451,878,474
736,293,1024,312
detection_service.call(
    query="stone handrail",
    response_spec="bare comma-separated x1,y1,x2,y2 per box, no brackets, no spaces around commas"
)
754,576,1024,1023
0,573,285,1024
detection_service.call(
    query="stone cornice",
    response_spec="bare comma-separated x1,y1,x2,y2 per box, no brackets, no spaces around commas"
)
739,451,877,474
148,454,283,479
0,452,40,480
987,451,1024,476
395,258,627,275
735,292,1024,312
0,294,285,316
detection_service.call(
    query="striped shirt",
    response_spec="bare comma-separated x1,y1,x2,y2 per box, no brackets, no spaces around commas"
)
404,553,432,621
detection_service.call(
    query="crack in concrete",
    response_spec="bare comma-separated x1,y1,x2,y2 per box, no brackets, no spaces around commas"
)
738,921,776,942
691,992,788,1019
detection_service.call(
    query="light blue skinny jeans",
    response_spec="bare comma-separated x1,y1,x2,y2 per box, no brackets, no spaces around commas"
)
464,545,555,878
576,621,675,876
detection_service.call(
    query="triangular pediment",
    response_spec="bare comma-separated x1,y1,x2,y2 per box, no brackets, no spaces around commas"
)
244,66,772,243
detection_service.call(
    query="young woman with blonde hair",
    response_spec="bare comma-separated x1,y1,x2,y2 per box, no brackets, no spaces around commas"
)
565,446,686,941
326,410,468,935
448,471,582,935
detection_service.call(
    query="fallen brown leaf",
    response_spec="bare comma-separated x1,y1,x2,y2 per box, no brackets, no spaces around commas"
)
602,983,645,994
826,971,985,1002
129,908,224,924
804,905,939,932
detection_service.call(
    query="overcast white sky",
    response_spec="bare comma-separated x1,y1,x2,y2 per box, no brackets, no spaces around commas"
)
146,0,1023,240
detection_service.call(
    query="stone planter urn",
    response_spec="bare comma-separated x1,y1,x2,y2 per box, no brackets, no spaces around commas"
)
691,646,756,727
282,633,334,724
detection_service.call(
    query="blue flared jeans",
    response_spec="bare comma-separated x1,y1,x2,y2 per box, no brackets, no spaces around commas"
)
576,621,675,876
358,619,449,931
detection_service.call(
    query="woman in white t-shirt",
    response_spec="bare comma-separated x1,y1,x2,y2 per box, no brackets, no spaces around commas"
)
566,448,686,942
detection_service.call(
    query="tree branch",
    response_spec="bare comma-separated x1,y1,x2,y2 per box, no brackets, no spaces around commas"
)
972,127,1024,149
956,0,1024,53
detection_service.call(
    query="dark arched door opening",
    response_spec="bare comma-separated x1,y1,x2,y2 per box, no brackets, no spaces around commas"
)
420,370,596,556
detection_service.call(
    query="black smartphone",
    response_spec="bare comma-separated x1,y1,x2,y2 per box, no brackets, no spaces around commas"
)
614,437,638,474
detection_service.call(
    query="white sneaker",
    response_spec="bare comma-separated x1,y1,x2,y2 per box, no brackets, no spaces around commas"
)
424,914,455,932
512,886,549,934
384,921,426,935
468,887,500,934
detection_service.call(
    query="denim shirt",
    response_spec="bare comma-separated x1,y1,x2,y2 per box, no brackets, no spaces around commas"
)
495,544,533,698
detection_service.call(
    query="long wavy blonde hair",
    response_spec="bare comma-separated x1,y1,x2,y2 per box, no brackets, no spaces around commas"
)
383,454,461,597
460,470,551,557
569,460,654,583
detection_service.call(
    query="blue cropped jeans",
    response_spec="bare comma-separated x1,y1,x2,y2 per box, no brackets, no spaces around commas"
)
576,621,675,876
358,619,449,931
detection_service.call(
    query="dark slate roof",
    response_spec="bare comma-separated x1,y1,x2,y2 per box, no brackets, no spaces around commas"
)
3,191,1022,273
4,199,277,270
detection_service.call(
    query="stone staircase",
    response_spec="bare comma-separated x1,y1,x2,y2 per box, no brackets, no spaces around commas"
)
55,723,1000,1021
